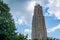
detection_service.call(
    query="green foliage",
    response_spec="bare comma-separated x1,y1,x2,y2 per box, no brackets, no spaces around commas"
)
17,33,28,40
0,0,28,40
0,0,9,12
0,0,16,40
47,37,60,40
33,38,38,40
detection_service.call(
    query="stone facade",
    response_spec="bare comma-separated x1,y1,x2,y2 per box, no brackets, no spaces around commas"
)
32,4,47,40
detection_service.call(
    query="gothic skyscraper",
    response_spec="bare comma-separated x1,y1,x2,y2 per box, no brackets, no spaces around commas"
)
32,4,47,40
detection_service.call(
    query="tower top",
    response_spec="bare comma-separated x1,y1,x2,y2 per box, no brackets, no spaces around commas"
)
34,2,42,16
35,0,42,7
35,4,40,6
35,3,42,8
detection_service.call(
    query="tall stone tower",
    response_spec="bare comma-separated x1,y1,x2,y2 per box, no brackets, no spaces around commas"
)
32,4,47,40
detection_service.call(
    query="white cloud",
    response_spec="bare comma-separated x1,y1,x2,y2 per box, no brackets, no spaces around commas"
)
24,29,31,39
24,29,31,33
27,1,35,13
26,0,36,20
46,0,60,20
27,0,48,16
15,16,27,25
28,36,31,39
47,24,60,33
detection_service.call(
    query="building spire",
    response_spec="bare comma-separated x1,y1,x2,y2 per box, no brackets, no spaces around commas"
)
32,0,47,39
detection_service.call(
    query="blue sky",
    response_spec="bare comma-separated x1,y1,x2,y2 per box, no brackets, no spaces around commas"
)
3,0,60,39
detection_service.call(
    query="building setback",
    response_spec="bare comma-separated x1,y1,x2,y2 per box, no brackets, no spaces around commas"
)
32,4,47,40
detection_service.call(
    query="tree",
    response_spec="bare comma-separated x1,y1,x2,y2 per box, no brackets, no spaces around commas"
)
47,37,60,40
33,38,38,40
0,0,16,40
18,33,28,40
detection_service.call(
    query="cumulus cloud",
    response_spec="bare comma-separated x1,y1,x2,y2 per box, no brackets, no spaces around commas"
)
14,1,35,25
28,36,31,39
46,0,60,20
5,0,35,26
27,1,35,12
24,29,31,33
47,24,60,33
15,16,27,25
3,0,48,26
24,29,31,39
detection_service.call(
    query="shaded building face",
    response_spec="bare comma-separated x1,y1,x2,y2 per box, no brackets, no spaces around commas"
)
32,4,47,40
